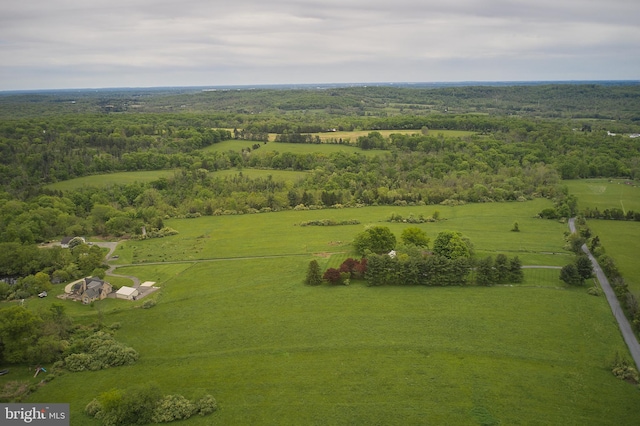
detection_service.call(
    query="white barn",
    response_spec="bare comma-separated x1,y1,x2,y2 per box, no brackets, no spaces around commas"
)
116,286,139,300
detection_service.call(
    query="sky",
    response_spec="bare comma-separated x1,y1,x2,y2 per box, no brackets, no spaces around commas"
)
1,0,639,91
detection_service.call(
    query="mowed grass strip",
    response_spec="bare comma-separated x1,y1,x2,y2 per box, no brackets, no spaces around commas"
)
30,256,640,425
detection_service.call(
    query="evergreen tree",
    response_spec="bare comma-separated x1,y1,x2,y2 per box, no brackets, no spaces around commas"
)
575,255,594,282
560,264,583,286
475,256,495,286
305,260,323,286
509,256,524,283
494,254,510,283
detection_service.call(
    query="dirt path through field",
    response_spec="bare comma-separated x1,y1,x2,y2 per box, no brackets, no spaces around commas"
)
569,218,640,369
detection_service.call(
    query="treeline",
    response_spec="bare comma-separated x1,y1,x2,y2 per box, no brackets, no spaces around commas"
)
582,206,640,221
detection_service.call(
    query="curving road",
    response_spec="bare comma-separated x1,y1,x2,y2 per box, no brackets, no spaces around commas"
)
569,218,640,369
93,241,140,287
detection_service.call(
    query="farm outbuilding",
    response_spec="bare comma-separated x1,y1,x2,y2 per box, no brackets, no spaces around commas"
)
116,286,139,300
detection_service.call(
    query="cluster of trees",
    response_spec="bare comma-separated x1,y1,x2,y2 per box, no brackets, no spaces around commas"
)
85,383,217,425
0,241,106,300
307,226,522,287
0,304,72,365
0,304,138,371
582,206,640,221
559,256,594,286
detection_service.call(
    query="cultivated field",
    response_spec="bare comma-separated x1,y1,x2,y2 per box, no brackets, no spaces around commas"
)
21,199,640,424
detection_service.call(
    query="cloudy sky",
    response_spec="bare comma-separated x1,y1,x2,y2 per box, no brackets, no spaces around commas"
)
1,0,638,90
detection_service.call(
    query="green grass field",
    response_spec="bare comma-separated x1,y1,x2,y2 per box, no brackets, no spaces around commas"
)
564,178,640,212
17,200,640,424
587,220,640,293
202,140,388,157
565,179,640,294
45,170,179,192
305,129,476,142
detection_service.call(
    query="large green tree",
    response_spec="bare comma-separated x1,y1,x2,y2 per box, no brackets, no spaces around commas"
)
432,231,472,259
353,226,396,256
400,227,430,248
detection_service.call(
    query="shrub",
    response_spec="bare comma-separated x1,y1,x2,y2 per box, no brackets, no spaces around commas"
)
587,286,602,296
196,394,218,416
611,352,639,384
64,353,94,372
152,395,196,423
142,299,156,309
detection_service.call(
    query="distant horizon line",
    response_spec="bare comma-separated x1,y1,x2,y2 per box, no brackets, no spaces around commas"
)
2,79,640,94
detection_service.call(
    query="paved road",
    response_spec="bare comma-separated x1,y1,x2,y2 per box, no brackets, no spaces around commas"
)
569,218,640,369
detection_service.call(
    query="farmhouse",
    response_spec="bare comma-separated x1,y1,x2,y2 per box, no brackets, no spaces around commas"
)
70,276,113,304
61,236,85,248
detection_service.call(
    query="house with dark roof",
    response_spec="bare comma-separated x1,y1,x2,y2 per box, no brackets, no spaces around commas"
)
61,236,85,248
71,277,113,304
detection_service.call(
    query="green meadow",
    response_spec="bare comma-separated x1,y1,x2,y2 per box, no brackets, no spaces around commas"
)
565,179,640,293
306,129,476,142
19,199,640,424
45,170,178,192
202,139,387,157
564,178,640,212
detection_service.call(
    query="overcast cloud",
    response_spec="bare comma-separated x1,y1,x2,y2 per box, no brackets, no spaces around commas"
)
0,0,638,90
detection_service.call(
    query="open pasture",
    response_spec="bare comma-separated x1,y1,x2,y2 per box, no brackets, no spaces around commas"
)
112,199,568,267
306,128,476,142
30,258,640,424
210,168,308,182
44,170,178,191
565,178,640,293
587,220,640,294
202,139,387,157
564,178,640,213
24,200,640,424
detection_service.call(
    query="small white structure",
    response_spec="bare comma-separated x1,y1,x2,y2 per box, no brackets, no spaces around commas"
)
140,281,156,288
116,286,139,300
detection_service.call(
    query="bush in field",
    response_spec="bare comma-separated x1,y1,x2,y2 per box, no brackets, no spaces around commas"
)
610,352,639,384
196,394,218,416
85,385,217,425
323,268,342,285
64,331,138,372
152,395,196,423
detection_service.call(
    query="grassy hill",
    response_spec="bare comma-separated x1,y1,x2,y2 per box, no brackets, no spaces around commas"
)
19,200,640,424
